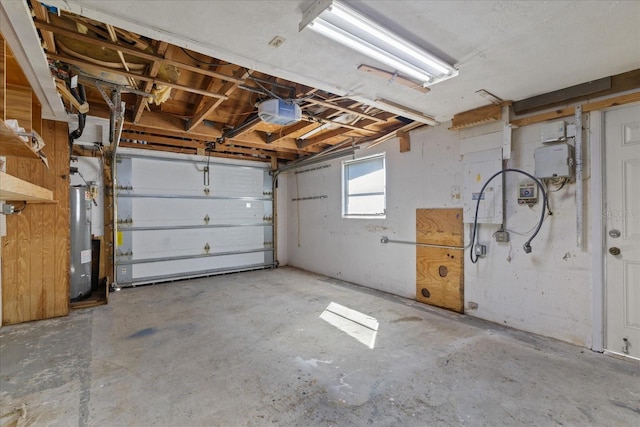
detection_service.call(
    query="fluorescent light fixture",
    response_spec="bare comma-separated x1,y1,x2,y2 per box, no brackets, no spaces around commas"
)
300,0,458,86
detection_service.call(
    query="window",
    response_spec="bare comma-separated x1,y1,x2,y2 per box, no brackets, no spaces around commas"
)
342,153,386,218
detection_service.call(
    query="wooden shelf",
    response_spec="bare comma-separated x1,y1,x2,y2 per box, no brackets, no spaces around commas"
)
0,121,41,159
0,171,54,203
449,104,503,131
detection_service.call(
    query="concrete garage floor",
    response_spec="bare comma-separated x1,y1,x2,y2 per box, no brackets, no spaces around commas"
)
1,267,639,426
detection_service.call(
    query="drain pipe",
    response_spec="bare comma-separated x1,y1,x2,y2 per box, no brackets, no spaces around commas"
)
575,105,584,249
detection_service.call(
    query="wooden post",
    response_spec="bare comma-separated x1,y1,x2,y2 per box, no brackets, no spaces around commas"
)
398,131,410,153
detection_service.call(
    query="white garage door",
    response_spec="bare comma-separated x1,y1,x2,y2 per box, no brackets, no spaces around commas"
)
114,148,274,287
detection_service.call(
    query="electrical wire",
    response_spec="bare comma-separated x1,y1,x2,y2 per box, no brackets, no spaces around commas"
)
76,171,98,206
504,211,551,236
548,177,568,192
470,169,549,264
12,201,27,214
246,73,286,102
180,47,230,66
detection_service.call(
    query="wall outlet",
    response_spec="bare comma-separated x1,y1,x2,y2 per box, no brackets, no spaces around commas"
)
474,244,487,256
495,231,510,242
1,203,15,215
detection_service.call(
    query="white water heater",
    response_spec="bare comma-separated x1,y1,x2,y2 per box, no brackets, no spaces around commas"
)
70,186,92,300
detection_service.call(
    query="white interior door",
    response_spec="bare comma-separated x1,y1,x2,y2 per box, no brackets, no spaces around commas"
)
604,103,640,359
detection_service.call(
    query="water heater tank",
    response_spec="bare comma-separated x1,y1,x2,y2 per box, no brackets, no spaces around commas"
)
70,186,92,300
258,99,302,126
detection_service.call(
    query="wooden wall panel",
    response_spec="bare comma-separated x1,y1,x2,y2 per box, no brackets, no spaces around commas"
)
31,92,42,135
0,34,5,121
2,120,70,325
416,208,464,313
416,247,464,313
52,121,70,317
416,208,463,246
6,85,32,132
28,157,44,320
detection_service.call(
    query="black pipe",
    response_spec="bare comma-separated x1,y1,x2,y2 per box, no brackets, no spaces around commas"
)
68,83,87,145
67,83,87,169
221,113,261,140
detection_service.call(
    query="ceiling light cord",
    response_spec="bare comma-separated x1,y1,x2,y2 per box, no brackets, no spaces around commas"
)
470,169,549,264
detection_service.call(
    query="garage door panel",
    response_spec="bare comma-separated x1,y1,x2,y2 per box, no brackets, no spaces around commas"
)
131,252,267,279
129,159,266,197
115,149,274,287
128,227,267,258
125,198,267,227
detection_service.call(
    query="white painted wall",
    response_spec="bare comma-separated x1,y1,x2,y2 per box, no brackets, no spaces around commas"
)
464,118,592,347
285,125,462,298
283,117,594,347
275,172,288,267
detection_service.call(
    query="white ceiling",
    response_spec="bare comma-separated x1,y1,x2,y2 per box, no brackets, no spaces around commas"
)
38,1,640,122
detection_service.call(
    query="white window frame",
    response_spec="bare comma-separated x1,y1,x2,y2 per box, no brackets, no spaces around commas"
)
342,152,386,218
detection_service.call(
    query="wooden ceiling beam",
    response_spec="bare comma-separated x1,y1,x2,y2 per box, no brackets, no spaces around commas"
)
90,104,223,139
120,141,196,155
266,121,317,145
304,98,386,123
46,51,229,100
91,104,317,156
105,23,137,89
223,138,311,155
212,144,297,160
34,19,245,85
119,141,276,163
120,130,202,149
35,19,160,61
227,130,321,154
121,140,285,163
188,69,250,131
301,114,377,134
510,91,640,127
32,4,56,53
296,128,352,149
132,42,170,123
163,57,245,85
63,15,112,41
120,129,295,160
121,123,314,156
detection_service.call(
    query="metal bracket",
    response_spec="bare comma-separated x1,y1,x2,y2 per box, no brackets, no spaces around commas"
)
80,75,155,143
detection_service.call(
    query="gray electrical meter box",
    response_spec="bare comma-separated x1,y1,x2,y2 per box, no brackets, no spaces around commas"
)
534,143,574,179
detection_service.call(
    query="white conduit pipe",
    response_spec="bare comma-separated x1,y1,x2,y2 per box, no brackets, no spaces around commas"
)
575,105,584,249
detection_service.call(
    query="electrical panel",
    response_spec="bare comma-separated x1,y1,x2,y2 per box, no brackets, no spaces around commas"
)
534,143,574,179
517,182,538,205
462,148,503,224
540,120,566,143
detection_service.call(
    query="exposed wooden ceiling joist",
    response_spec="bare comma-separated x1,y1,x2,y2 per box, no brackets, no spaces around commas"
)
32,7,421,163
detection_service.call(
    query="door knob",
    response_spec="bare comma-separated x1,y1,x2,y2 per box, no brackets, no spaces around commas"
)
609,247,621,256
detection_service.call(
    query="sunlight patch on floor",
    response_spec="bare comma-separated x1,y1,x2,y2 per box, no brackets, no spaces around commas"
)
319,302,379,349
